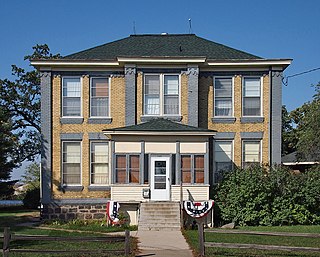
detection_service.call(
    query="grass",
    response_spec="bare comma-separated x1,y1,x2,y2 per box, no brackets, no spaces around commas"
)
0,207,137,256
183,226,320,257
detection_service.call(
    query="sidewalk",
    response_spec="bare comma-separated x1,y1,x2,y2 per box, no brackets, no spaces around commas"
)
135,230,193,257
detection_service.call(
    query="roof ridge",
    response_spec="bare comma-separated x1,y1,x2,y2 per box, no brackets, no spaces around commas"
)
129,34,196,37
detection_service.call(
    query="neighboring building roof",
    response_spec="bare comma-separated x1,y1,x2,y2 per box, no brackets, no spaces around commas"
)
64,34,261,60
103,118,216,133
282,151,319,165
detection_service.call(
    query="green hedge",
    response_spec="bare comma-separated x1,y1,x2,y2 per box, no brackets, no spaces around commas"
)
214,165,320,226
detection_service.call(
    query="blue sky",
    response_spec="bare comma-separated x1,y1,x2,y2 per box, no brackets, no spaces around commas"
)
1,0,319,179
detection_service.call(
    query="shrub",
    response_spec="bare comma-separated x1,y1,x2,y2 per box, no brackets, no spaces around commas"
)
215,165,320,226
23,187,40,209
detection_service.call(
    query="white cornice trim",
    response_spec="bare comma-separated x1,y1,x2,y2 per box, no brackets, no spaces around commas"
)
282,162,319,165
104,131,216,137
31,61,119,67
207,60,292,67
117,57,206,63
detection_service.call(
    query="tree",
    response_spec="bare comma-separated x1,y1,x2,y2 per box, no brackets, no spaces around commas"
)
0,107,19,180
0,44,60,167
295,83,320,161
281,105,298,156
21,162,40,190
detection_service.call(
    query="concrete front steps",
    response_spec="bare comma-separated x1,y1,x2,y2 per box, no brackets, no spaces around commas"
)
138,202,181,231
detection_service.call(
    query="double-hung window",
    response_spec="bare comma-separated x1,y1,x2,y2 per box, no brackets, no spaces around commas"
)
90,77,110,117
62,141,81,185
144,74,179,116
90,142,109,185
115,155,140,184
62,77,81,117
214,141,233,182
181,155,205,184
243,77,261,116
242,141,261,168
214,77,233,116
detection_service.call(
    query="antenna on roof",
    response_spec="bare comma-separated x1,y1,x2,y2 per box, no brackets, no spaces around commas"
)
133,21,136,35
188,18,193,34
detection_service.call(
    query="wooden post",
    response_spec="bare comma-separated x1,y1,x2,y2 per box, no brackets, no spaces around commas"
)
198,221,205,256
124,230,130,256
3,227,10,257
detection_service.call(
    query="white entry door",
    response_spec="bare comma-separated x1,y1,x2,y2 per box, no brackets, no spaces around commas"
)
150,156,170,201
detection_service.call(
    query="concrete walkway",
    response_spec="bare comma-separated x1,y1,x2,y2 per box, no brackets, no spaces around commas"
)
135,230,194,257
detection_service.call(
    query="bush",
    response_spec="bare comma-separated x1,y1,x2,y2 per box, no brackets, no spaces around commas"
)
23,187,40,209
215,165,320,226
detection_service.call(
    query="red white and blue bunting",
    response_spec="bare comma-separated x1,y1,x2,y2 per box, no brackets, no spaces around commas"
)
184,200,214,219
106,201,120,224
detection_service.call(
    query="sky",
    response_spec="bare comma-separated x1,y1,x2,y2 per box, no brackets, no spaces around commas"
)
1,0,319,179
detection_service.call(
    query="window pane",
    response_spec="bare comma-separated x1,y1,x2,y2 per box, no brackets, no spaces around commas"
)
63,97,81,116
164,75,179,94
244,78,260,97
243,141,260,163
215,141,232,162
164,95,179,114
91,78,109,117
243,97,260,116
145,75,160,94
181,156,191,183
145,96,160,115
194,155,204,184
91,142,108,185
116,155,126,168
91,98,109,117
129,155,140,183
215,78,232,97
63,78,81,97
215,99,232,116
91,78,109,97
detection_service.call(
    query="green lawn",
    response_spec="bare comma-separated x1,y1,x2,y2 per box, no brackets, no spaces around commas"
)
0,207,137,256
183,226,320,257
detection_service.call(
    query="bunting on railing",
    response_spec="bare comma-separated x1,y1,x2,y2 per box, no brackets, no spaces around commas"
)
106,201,120,224
184,200,214,219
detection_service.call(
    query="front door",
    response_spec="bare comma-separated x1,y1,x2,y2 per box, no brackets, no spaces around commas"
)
150,156,170,201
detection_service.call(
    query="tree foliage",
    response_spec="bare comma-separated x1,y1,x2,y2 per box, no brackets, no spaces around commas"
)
21,162,40,190
0,44,60,169
215,165,320,226
281,105,298,156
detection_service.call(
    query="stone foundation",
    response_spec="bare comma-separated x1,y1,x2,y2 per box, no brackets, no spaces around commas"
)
41,203,108,220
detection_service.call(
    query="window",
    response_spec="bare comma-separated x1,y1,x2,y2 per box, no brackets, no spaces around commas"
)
242,141,261,168
144,74,179,115
214,141,233,182
90,142,109,185
214,77,233,116
243,77,261,116
62,142,81,185
181,155,205,184
62,77,81,117
90,77,110,117
115,154,140,184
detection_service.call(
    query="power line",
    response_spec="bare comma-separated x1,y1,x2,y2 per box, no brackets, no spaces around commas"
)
282,67,320,86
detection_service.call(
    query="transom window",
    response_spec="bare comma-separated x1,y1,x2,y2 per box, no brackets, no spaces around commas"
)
90,77,110,117
144,74,180,115
62,77,81,117
115,154,140,184
62,141,81,185
214,77,233,116
243,77,261,116
214,141,233,183
181,155,205,184
90,142,109,185
242,140,261,168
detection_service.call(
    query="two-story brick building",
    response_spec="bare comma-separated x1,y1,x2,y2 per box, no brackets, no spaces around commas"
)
32,34,291,224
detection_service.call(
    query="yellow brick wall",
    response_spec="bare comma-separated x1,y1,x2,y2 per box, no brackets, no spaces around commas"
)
180,73,188,124
201,74,270,167
51,74,125,199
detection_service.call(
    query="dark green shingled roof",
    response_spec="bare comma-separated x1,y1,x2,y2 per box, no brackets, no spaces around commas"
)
103,118,216,132
64,34,261,60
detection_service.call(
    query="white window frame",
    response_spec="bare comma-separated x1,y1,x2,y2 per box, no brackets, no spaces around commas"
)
89,141,109,186
90,77,111,118
61,141,82,186
242,76,263,117
213,76,234,117
143,73,181,116
214,140,234,183
61,76,83,118
242,140,262,168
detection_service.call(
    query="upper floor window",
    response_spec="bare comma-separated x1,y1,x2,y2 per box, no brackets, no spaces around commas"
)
62,77,81,117
243,77,261,116
62,141,81,185
242,140,261,168
214,141,233,183
144,74,180,116
90,77,110,117
181,154,205,184
214,77,233,117
90,142,109,185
